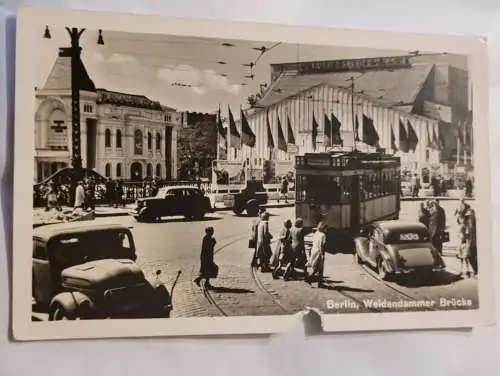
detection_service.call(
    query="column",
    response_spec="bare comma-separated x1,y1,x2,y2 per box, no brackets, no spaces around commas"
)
171,127,178,179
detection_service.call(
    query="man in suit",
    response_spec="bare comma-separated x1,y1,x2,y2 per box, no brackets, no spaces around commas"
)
428,200,446,255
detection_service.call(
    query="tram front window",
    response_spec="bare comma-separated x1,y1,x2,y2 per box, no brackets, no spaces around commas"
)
299,175,341,205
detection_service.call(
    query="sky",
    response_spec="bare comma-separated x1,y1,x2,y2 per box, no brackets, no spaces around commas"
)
36,27,408,118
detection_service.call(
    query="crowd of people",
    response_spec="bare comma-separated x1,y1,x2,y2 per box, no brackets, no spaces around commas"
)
406,173,474,198
418,198,477,278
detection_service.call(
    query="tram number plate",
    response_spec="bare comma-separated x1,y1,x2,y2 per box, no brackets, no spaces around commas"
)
399,233,420,241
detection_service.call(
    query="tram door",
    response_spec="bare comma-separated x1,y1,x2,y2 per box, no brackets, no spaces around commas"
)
350,175,360,233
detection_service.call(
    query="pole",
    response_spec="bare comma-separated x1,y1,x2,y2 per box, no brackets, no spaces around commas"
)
349,77,358,150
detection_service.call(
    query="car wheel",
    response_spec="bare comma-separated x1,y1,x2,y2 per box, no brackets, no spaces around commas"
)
233,207,243,216
194,212,205,220
246,203,259,217
50,305,78,321
377,258,390,281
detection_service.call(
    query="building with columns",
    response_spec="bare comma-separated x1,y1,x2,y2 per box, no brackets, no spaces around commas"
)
34,47,180,182
227,53,473,182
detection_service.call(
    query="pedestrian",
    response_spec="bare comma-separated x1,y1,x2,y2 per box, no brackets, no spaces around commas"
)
428,200,446,256
457,221,474,278
194,226,218,289
463,205,477,276
256,211,273,272
250,207,266,267
277,176,289,203
271,219,293,280
290,217,307,279
418,202,429,228
73,180,85,212
306,221,328,288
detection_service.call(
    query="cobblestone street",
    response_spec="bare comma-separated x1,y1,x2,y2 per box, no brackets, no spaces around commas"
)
78,199,479,319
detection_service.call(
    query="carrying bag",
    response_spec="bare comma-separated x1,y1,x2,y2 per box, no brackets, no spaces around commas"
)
206,263,219,279
248,238,256,249
442,232,450,243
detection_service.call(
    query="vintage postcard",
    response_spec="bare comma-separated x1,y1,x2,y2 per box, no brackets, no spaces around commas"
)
12,5,495,340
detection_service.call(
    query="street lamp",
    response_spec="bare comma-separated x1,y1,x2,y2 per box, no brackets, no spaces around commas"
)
43,25,104,177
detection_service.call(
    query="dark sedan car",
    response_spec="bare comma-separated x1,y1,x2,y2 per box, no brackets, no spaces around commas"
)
131,186,212,222
354,220,446,281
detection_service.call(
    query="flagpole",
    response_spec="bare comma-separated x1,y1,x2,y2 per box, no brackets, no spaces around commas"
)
216,104,220,162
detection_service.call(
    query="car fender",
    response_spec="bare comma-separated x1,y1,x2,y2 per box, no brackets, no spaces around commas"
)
49,291,95,319
245,198,258,207
353,237,369,258
379,246,397,272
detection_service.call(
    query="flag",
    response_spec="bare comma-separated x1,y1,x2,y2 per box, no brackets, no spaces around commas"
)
324,113,332,146
228,106,240,148
391,126,397,152
399,119,409,153
217,106,227,149
287,115,296,145
277,115,287,152
406,120,419,151
426,123,439,150
266,111,274,149
312,113,319,150
362,115,380,148
331,112,343,145
241,108,256,147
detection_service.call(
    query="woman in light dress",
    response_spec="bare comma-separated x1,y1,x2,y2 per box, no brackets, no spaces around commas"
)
306,221,328,287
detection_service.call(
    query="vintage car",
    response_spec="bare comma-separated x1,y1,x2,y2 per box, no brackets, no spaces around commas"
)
353,220,446,281
222,180,268,216
131,186,212,222
32,222,180,320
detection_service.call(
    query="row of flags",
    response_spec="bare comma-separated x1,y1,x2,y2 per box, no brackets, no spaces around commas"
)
217,105,470,156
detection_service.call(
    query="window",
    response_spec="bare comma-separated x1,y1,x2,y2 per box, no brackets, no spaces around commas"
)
134,130,143,155
147,132,152,150
156,163,162,178
156,133,161,151
116,163,122,177
105,163,111,177
146,163,153,177
83,104,93,113
105,129,111,148
116,129,122,148
33,241,46,260
164,113,172,122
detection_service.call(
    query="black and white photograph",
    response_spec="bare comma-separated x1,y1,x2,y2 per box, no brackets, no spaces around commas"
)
12,6,495,340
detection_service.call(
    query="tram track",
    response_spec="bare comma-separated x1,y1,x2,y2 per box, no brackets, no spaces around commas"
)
360,263,442,311
250,265,289,314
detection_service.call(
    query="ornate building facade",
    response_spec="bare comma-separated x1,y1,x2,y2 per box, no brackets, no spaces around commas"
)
34,47,180,182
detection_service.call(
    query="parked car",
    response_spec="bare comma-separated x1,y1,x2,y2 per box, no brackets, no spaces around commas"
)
32,222,181,320
223,180,268,216
131,186,212,222
353,220,446,281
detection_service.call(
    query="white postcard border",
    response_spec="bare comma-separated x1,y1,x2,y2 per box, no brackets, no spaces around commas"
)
12,5,495,340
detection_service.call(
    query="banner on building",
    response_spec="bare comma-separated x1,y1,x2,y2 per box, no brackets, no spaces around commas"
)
263,160,295,184
212,160,245,185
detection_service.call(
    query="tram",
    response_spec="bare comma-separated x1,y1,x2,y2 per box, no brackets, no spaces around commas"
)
294,150,401,238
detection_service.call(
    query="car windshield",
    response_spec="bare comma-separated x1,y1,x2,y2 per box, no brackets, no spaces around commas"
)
50,230,135,270
385,229,430,245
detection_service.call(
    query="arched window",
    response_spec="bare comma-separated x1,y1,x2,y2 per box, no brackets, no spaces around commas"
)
156,132,161,151
116,163,122,177
116,129,122,148
105,163,111,177
147,132,152,150
156,163,162,178
146,163,153,178
105,129,111,148
134,129,143,155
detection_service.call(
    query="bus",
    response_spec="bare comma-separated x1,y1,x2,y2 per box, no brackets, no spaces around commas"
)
294,150,401,240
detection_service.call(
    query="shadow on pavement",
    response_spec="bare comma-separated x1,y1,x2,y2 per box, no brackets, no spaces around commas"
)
209,286,255,294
